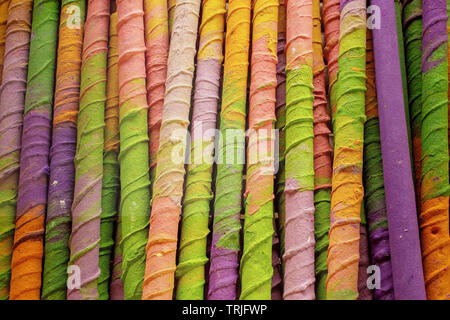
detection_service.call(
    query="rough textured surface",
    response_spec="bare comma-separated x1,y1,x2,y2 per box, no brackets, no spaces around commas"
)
395,0,412,155
271,0,285,300
117,0,151,300
357,205,372,300
283,0,315,300
0,0,9,84
143,0,201,300
448,0,450,164
144,0,169,191
271,219,282,300
176,0,225,300
323,0,340,127
168,0,176,36
0,0,33,300
312,0,332,300
240,0,277,301
43,0,86,300
275,1,287,272
68,0,109,300
10,0,59,300
371,0,426,300
420,0,450,300
363,28,394,300
208,0,250,300
99,8,119,300
327,0,365,300
0,0,32,300
110,214,124,300
107,11,123,302
402,0,423,206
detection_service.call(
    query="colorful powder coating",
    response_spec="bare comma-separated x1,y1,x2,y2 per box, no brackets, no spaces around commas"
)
312,0,332,300
275,1,287,273
357,205,372,300
176,0,226,300
323,0,340,126
402,0,423,206
283,0,315,300
43,0,86,301
271,0,285,300
0,0,33,301
208,0,251,301
68,0,109,300
448,0,450,157
106,10,123,302
168,0,176,36
0,0,9,84
144,0,169,187
240,0,277,301
327,0,366,300
0,0,449,303
10,0,59,300
143,0,201,300
99,7,119,301
116,0,150,300
420,0,450,300
395,0,413,154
